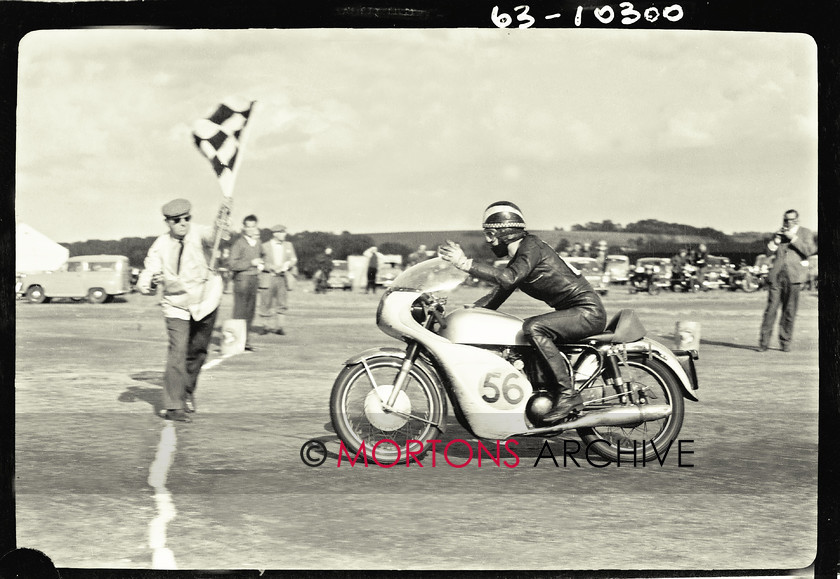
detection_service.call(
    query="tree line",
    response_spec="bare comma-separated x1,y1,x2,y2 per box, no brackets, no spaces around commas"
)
60,218,799,278
571,219,730,241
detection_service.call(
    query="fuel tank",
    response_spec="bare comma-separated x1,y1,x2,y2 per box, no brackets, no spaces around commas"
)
440,307,529,346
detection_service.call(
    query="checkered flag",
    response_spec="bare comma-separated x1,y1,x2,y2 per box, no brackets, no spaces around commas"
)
192,98,256,198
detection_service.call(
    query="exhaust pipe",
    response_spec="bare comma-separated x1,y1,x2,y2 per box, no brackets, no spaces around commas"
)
515,405,672,437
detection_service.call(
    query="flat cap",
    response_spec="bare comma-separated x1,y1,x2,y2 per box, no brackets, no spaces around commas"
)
271,224,287,232
162,198,191,218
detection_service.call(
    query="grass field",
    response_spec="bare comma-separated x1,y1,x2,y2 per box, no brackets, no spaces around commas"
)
14,282,819,572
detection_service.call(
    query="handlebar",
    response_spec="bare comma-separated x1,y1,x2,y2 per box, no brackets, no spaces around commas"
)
419,292,448,330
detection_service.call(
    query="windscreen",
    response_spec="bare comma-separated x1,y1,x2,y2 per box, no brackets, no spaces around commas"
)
388,257,469,294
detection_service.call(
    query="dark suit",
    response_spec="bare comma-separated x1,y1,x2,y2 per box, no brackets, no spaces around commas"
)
228,235,264,341
759,225,816,350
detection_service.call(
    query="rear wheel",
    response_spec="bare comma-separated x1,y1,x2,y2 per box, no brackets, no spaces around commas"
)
25,285,47,304
578,358,685,463
87,287,108,304
330,355,446,463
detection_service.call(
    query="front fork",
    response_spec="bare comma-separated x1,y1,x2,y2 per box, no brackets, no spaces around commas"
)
385,303,440,407
385,341,422,407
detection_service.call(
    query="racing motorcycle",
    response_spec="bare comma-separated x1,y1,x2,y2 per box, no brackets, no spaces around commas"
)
329,258,699,463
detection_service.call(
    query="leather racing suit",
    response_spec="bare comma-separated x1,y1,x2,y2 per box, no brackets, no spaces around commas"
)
468,233,608,394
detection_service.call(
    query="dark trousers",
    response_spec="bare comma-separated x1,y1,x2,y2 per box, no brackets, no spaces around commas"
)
233,274,259,336
164,309,218,410
366,267,378,293
760,270,802,349
522,304,607,392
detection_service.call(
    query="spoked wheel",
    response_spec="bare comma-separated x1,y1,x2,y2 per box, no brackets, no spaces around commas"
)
330,355,446,463
578,357,684,463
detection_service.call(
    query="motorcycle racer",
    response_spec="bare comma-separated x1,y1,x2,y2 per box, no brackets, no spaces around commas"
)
439,201,607,423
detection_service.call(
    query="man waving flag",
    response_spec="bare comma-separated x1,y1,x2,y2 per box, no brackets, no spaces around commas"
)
192,97,257,269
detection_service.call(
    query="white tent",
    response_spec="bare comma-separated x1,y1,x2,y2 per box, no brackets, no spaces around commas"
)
16,223,69,274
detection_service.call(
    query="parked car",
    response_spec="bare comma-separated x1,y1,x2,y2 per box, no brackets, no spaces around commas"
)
703,255,732,290
326,260,353,291
17,255,131,304
604,254,630,284
565,256,610,295
375,263,403,288
629,258,672,293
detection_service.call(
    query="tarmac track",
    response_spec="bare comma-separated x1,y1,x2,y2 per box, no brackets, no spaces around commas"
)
13,286,818,572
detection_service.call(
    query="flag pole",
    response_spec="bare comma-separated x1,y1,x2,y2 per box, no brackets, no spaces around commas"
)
208,100,258,271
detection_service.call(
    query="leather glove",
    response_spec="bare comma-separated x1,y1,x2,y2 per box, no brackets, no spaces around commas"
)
438,240,472,271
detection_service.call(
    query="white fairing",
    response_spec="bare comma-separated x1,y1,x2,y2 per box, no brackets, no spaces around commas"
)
377,260,533,438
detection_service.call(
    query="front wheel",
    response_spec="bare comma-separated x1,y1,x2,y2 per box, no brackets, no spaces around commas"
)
578,357,685,463
25,285,47,304
330,355,446,463
88,287,108,304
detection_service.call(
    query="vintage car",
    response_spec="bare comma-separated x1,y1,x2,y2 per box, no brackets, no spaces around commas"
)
604,254,630,284
17,254,131,304
565,256,610,295
629,257,673,294
326,260,354,291
375,263,403,288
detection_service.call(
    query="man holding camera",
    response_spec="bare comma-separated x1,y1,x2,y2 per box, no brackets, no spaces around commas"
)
758,209,816,352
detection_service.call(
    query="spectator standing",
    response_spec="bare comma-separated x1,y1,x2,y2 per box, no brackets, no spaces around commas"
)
137,198,228,422
314,247,334,294
670,248,689,290
594,240,608,271
259,224,298,335
364,246,381,294
693,243,708,290
228,214,264,351
758,209,817,352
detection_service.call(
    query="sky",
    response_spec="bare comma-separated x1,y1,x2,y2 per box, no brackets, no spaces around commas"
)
15,28,818,243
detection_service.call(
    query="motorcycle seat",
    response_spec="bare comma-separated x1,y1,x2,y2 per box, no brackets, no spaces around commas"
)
584,309,647,344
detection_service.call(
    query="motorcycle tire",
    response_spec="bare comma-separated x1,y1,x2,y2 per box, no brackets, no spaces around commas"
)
578,357,685,463
330,355,447,463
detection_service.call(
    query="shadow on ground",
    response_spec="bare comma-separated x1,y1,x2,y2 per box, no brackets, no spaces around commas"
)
120,371,166,414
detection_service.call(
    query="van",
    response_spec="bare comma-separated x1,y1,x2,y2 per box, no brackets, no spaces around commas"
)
18,255,131,304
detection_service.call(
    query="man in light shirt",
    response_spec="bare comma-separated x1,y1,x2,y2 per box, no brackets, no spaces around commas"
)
137,198,227,422
258,224,298,335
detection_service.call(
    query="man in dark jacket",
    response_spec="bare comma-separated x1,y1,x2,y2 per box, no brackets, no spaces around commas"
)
440,201,607,423
228,214,264,351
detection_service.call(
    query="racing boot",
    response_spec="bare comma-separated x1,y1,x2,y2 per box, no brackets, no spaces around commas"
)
542,384,584,424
